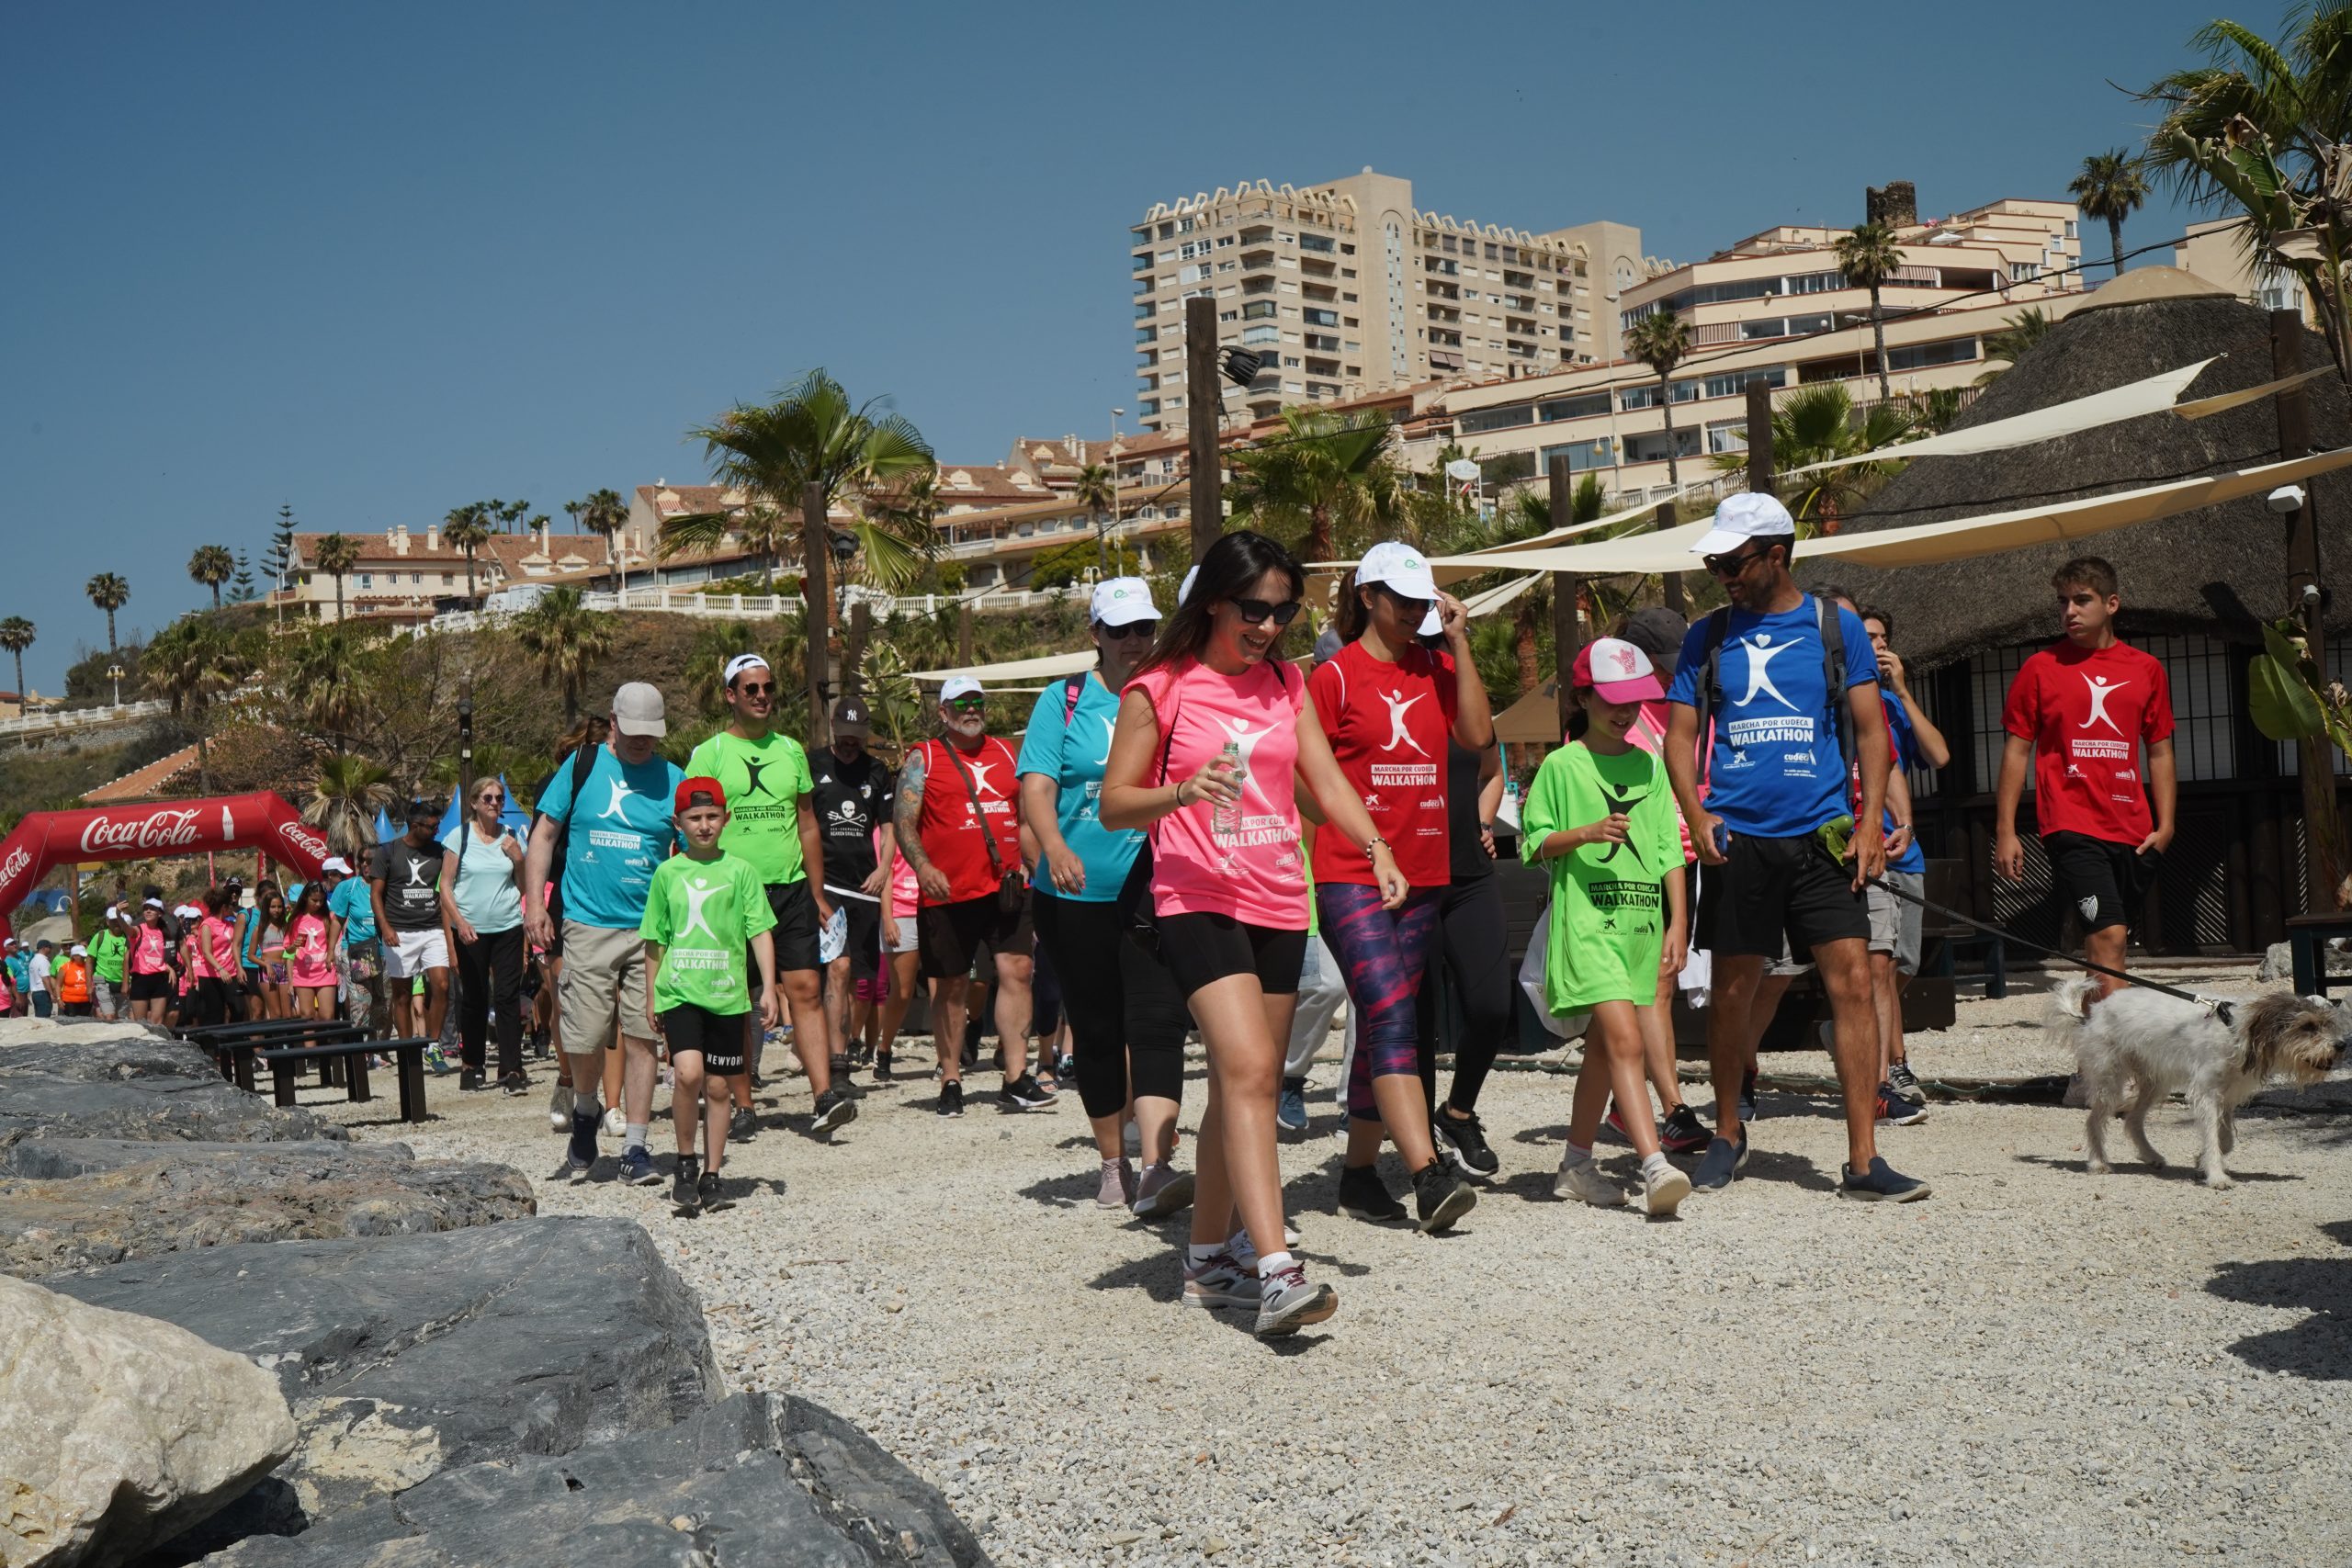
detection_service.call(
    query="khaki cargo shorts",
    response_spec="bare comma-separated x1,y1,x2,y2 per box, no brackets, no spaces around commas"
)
557,920,652,1056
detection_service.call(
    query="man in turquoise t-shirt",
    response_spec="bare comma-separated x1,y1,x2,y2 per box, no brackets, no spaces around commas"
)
524,682,684,1187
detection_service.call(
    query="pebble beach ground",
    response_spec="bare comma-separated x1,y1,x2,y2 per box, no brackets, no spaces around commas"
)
320,968,2352,1567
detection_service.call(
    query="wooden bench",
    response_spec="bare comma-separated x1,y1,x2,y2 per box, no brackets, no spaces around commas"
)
260,1037,432,1124
178,1019,365,1094
2283,911,2352,998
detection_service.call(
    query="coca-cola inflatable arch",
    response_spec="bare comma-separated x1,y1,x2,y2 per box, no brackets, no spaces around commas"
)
0,794,330,912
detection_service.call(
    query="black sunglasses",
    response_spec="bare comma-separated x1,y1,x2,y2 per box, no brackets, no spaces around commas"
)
734,680,776,696
1701,545,1770,579
1098,619,1159,640
1229,597,1303,626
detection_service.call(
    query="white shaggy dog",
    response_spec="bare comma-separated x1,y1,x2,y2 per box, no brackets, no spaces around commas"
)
2052,977,2347,1189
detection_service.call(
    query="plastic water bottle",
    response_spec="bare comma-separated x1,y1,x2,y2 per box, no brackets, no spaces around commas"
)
1212,740,1244,837
1498,778,1523,831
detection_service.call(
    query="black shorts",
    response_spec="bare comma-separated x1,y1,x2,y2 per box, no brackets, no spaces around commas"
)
1157,911,1307,999
763,881,821,975
1699,830,1869,961
919,891,1032,981
127,972,171,1002
2045,830,2158,935
827,893,881,983
660,1000,747,1076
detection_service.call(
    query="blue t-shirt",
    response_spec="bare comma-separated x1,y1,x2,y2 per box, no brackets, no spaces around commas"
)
534,744,684,929
1016,671,1144,904
1882,694,1926,875
1668,595,1878,839
327,876,377,942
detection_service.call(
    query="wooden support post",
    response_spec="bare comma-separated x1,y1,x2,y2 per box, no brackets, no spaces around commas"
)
1550,458,1583,739
802,480,831,748
2272,309,2336,909
1653,502,1683,614
1745,378,1776,502
957,602,974,666
1186,295,1224,562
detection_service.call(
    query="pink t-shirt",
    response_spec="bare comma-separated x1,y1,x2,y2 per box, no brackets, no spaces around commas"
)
1125,656,1307,930
288,913,335,987
1632,699,1695,863
880,826,919,927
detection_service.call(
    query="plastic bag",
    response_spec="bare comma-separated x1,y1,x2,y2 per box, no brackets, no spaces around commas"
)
1517,908,1588,1040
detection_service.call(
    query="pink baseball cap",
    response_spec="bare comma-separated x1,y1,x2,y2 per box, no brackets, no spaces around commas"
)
1571,637,1665,702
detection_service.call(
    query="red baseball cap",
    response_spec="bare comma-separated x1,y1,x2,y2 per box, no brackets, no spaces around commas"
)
1571,637,1665,702
674,776,728,813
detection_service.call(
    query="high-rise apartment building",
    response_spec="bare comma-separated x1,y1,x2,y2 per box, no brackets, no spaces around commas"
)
1129,168,1648,435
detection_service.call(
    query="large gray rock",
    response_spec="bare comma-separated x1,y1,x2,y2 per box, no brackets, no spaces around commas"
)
0,1036,223,1082
0,1272,296,1568
207,1393,989,1568
0,1030,347,1148
0,1018,175,1052
51,1218,721,1527
0,1141,535,1280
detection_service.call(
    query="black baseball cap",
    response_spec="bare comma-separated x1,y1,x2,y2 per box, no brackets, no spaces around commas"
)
831,696,872,734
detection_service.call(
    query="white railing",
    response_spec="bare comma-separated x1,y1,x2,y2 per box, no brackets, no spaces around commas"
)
0,699,171,739
411,583,1095,638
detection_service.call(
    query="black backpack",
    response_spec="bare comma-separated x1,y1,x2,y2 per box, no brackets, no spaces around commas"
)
1688,596,1855,779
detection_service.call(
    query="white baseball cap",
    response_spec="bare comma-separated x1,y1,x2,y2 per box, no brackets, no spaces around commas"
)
1690,491,1798,558
939,676,983,703
70,944,86,957
1089,577,1159,627
319,857,353,875
612,681,667,738
1573,637,1667,703
722,652,771,687
1355,541,1442,637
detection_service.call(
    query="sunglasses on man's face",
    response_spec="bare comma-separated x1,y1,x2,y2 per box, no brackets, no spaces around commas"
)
945,696,986,713
735,681,775,697
1099,619,1159,640
1228,597,1303,626
1702,545,1770,579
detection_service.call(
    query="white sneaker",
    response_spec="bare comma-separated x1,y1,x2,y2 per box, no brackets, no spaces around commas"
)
1555,1153,1627,1207
1644,1163,1693,1217
1254,1262,1338,1337
1283,1221,1302,1249
603,1107,626,1137
548,1084,575,1134
1181,1252,1260,1311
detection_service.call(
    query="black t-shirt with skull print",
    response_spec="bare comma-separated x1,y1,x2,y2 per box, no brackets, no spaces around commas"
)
808,751,895,898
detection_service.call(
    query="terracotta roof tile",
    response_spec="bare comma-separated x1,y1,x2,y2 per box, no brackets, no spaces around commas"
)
84,743,202,804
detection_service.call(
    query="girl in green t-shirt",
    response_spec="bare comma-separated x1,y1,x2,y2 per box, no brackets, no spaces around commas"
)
1521,637,1691,1218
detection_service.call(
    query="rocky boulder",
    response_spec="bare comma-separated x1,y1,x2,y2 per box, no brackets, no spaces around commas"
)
0,1030,346,1149
0,1272,296,1568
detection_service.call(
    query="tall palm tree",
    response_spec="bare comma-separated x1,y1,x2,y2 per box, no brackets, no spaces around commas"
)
1711,382,1917,528
1976,306,2056,384
186,546,234,610
286,626,367,746
442,503,492,598
1623,309,1694,489
2137,5,2352,392
565,489,629,575
312,533,360,623
302,753,394,861
85,573,130,652
0,617,33,709
1072,461,1117,573
1226,407,1406,562
509,586,616,724
2070,149,2150,278
1834,220,1906,403
142,615,252,792
493,498,532,535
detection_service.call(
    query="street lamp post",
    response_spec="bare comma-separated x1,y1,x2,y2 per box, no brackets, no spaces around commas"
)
107,664,123,708
1104,408,1124,577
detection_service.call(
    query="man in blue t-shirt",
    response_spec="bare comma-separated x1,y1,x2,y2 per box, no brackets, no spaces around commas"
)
524,681,684,1186
1663,491,1925,1202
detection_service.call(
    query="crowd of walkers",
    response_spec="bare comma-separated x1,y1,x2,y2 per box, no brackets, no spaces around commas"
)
4,496,2177,1341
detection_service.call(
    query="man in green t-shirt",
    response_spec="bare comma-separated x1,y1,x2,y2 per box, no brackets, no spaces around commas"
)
88,910,130,1021
684,653,842,1139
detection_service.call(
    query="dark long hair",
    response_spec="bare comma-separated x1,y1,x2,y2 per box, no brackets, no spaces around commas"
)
1333,569,1370,644
1134,531,1304,682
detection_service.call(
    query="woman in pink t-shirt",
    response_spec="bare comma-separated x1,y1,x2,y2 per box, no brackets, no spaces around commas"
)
1102,531,1403,1339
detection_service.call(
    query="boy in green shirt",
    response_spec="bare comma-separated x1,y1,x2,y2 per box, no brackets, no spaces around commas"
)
642,776,786,1215
1522,637,1690,1217
89,916,129,1021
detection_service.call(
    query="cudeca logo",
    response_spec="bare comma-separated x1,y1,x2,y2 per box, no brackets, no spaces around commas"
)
79,808,204,854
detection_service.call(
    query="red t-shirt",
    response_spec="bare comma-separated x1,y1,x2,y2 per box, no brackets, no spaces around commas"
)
2002,639,2175,844
1308,640,1459,887
911,736,1023,907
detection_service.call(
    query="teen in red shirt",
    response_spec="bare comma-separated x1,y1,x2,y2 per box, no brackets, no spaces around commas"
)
1996,556,2177,1000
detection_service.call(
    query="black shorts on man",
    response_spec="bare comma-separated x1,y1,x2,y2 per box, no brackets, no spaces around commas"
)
2043,829,2159,935
919,893,1030,981
762,880,821,974
661,1001,747,1076
1698,831,1870,962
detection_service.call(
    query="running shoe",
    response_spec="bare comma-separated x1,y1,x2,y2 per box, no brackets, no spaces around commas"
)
1096,1158,1136,1209
528,1028,550,1060
562,1154,593,1185
1337,1164,1406,1223
1602,1103,1634,1144
1887,1061,1926,1105
1738,1068,1760,1124
696,1170,730,1212
1691,1135,1749,1192
1055,1053,1076,1083
1643,1162,1693,1217
1839,1156,1931,1202
811,1087,859,1136
937,1080,965,1118
1434,1109,1499,1179
1254,1262,1338,1337
1659,1104,1713,1155
672,1155,701,1215
872,1052,892,1082
498,1071,529,1096
566,1107,599,1180
1876,1084,1929,1126
617,1145,660,1187
1002,1074,1057,1112
1412,1161,1477,1234
424,1044,453,1077
458,1067,485,1093
729,1106,758,1143
1276,1081,1309,1133
829,1052,850,1080
1554,1153,1626,1207
603,1107,626,1137
1131,1164,1194,1220
1181,1251,1260,1311
548,1083,576,1134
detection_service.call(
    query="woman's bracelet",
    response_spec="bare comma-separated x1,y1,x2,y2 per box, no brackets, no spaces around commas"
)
1363,834,1390,852
1171,779,1190,809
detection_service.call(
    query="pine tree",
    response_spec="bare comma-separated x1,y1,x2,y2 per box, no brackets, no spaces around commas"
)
263,504,298,624
231,549,257,604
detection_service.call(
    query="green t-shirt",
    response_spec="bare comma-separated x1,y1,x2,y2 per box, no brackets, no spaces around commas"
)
639,851,775,1016
684,729,814,886
89,930,128,985
1521,740,1679,1012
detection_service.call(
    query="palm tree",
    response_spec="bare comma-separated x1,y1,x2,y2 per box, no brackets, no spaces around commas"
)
2070,149,2150,279
312,533,360,623
85,573,130,653
286,626,366,746
493,498,532,535
302,753,394,861
1226,407,1406,562
1976,307,2057,384
565,489,629,575
1712,382,1917,528
1623,309,1694,489
2137,6,2352,392
186,546,234,610
684,619,757,717
1072,461,1117,573
0,617,32,709
142,615,252,792
509,586,616,724
442,503,492,598
1834,220,1906,403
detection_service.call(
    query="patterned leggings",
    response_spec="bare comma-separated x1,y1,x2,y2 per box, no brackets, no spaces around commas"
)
1315,883,1442,1122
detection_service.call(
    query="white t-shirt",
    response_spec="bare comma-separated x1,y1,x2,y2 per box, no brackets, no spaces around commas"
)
30,953,53,988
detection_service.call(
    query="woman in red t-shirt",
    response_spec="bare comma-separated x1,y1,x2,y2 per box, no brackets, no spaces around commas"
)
1309,542,1493,1235
1102,531,1402,1339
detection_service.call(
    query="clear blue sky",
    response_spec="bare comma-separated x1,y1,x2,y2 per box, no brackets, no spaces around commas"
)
0,0,2263,691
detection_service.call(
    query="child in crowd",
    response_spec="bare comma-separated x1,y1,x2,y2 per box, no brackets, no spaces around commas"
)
641,777,779,1216
1521,637,1692,1217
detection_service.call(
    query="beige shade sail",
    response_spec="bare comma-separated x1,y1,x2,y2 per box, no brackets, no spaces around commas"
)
908,649,1098,684
2173,365,2331,421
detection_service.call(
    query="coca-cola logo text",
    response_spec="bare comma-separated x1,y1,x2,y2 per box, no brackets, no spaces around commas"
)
79,809,205,855
0,845,28,890
277,820,329,862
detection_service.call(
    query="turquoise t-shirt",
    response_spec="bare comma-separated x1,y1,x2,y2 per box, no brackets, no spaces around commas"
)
535,744,684,930
1016,671,1143,904
327,876,377,942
